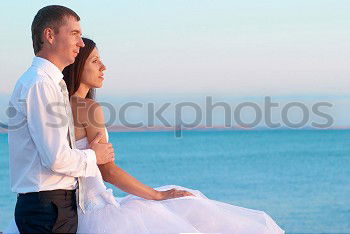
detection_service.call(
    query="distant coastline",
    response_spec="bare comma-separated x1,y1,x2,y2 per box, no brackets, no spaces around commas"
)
1,125,349,134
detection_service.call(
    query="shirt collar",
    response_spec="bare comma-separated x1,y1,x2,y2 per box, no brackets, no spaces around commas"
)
31,56,64,84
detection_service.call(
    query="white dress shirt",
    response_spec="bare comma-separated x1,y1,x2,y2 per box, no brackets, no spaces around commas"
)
8,56,99,193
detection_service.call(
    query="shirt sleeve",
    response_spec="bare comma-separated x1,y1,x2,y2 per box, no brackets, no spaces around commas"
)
25,80,99,178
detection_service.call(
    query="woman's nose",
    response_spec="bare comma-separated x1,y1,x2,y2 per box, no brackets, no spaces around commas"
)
100,62,106,71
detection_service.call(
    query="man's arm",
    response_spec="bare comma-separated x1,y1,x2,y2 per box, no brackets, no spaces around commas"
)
26,80,98,177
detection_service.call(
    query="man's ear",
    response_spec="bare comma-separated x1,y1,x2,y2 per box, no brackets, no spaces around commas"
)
42,28,55,45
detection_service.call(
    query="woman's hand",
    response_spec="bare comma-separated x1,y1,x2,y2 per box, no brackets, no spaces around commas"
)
153,188,195,201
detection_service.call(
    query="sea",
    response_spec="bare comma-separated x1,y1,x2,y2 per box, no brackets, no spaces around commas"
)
0,130,349,233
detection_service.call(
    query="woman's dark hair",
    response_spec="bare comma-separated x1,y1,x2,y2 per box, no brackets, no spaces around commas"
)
32,5,80,54
62,37,96,99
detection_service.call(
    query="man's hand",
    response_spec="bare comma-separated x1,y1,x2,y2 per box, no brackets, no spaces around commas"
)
153,188,195,201
89,132,115,165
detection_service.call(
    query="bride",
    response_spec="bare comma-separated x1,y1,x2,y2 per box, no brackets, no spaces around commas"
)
5,37,284,234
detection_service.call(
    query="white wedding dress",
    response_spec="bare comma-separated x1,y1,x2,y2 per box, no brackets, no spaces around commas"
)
5,130,284,234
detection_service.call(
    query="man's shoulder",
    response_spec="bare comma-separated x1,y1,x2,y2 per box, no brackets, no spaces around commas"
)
10,66,58,103
14,66,56,92
19,66,51,86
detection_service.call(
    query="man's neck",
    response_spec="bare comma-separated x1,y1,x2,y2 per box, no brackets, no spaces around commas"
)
36,51,65,71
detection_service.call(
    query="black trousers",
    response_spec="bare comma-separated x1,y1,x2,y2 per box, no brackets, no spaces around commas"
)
15,189,78,233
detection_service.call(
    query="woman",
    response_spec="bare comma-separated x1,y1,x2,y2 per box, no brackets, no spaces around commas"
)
5,38,284,234
65,37,284,234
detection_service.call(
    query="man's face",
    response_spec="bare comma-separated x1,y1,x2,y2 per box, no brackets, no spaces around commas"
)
52,16,85,67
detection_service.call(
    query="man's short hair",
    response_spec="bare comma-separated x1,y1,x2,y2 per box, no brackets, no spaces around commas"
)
31,5,80,55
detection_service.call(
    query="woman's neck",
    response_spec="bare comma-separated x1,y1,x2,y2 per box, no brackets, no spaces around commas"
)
73,84,90,99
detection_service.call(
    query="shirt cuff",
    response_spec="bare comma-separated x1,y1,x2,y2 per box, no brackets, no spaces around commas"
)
82,149,99,177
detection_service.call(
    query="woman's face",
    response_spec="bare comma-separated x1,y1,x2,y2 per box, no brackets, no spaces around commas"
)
81,47,106,89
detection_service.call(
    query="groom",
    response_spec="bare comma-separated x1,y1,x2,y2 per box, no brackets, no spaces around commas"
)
8,5,115,233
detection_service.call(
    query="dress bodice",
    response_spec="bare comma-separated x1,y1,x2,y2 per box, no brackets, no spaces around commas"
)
75,128,119,211
75,128,109,150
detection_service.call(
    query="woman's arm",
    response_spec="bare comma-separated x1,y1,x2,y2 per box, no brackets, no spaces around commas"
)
84,100,193,200
98,162,160,200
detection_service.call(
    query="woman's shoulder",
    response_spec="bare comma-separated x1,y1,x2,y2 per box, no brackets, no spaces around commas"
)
82,97,98,105
71,97,104,123
71,97,101,111
71,96,105,128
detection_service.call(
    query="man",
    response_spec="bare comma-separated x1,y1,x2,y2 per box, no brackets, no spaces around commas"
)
8,5,115,233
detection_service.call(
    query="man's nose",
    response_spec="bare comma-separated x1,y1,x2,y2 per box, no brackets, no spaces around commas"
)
78,37,85,48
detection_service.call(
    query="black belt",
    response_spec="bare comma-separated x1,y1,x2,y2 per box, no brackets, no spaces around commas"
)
18,189,76,199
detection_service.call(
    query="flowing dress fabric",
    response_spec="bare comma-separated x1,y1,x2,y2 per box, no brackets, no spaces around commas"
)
4,130,284,234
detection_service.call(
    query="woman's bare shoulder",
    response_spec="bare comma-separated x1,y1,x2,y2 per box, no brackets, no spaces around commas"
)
71,97,101,125
71,97,100,112
71,97,105,128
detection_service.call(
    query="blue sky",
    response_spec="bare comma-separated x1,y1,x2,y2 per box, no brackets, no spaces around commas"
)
0,1,349,127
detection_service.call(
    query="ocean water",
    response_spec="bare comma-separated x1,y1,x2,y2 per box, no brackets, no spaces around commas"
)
0,130,349,233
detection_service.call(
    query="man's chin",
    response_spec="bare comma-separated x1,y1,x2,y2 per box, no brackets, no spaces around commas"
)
66,58,76,66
